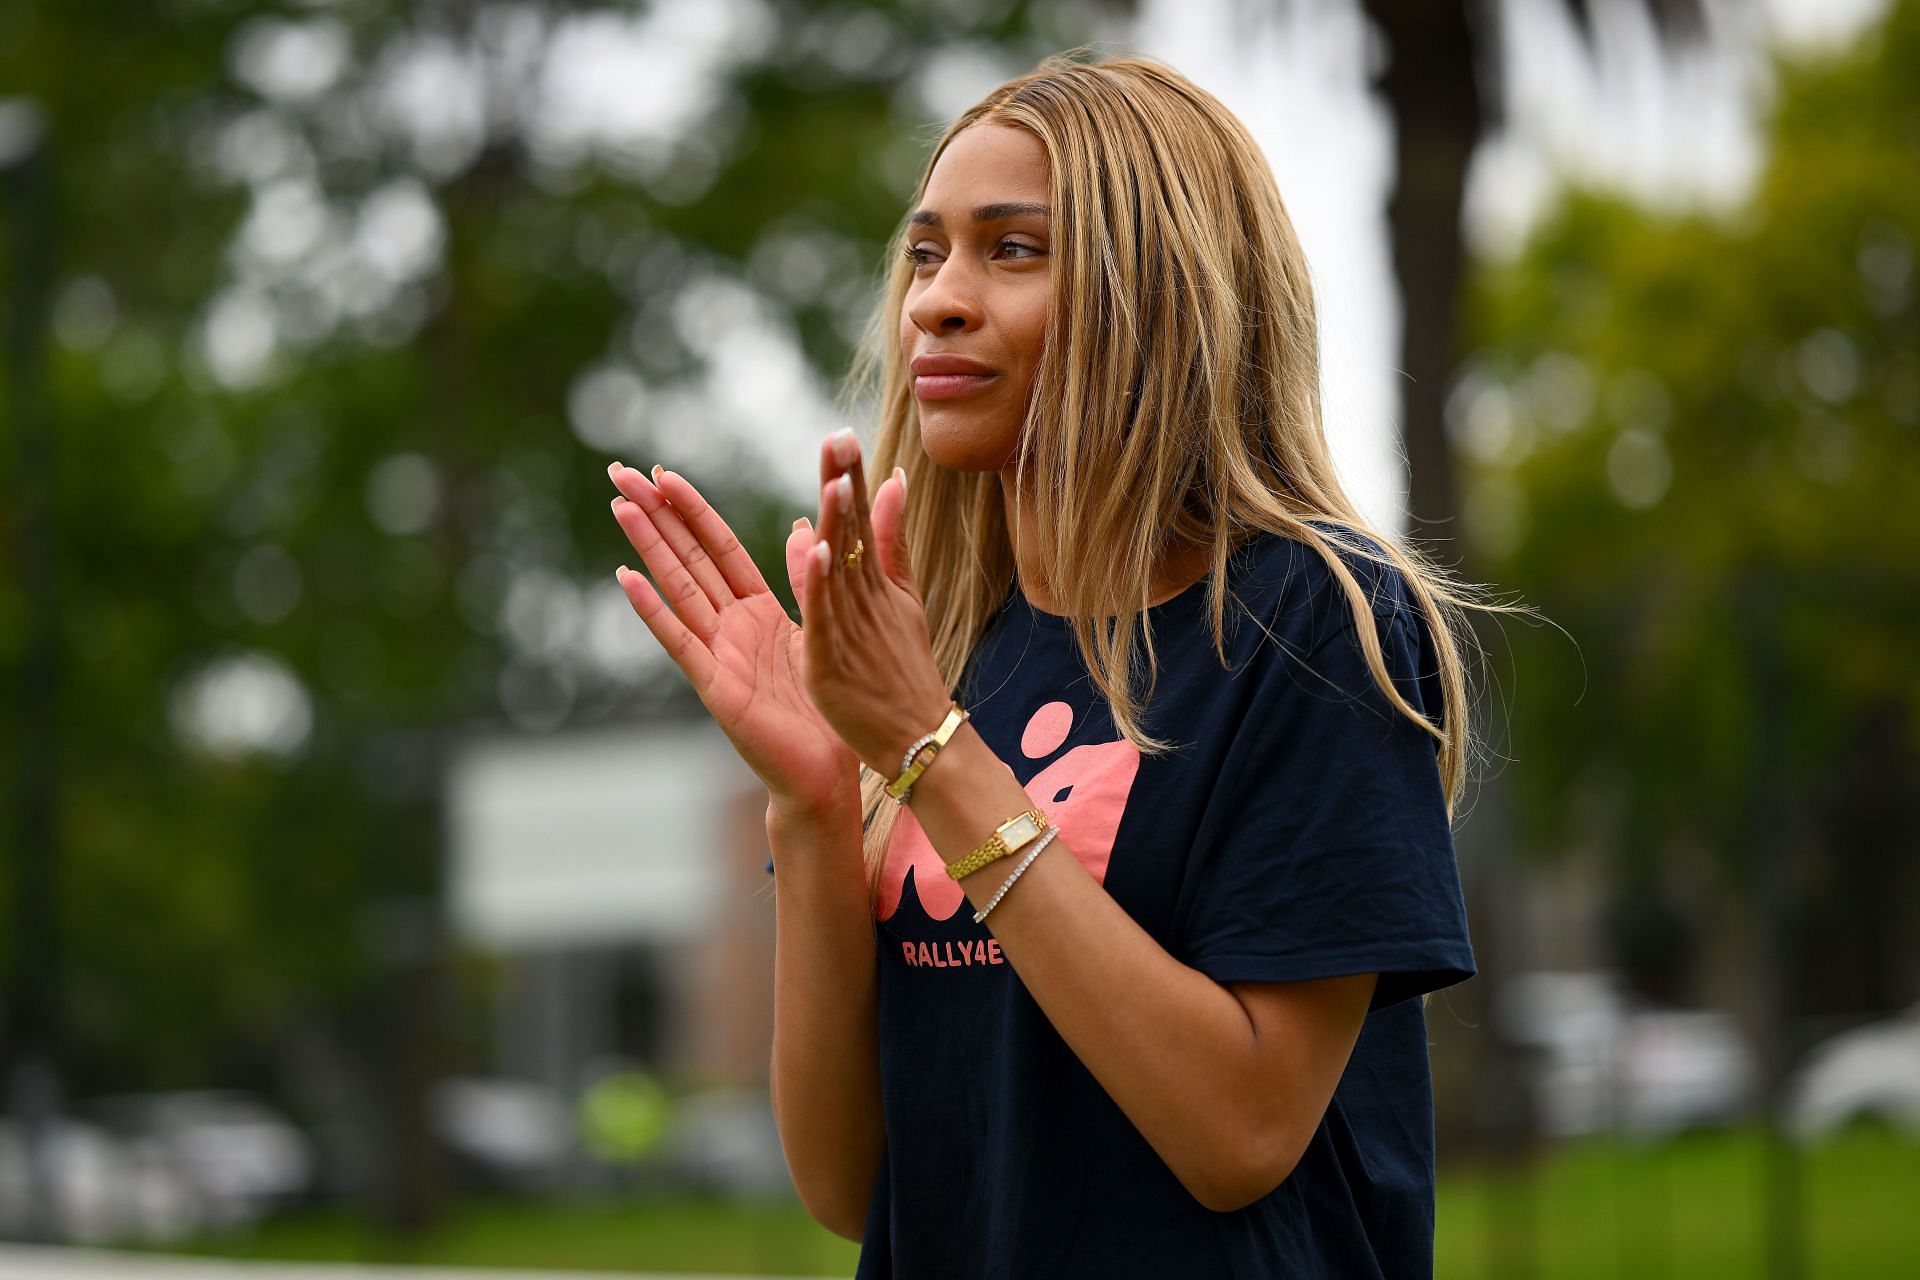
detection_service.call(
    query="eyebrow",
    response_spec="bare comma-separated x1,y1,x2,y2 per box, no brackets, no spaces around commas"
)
908,201,1051,227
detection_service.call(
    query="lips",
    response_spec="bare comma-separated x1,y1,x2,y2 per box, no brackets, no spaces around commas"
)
912,371,997,400
911,353,998,400
911,352,994,375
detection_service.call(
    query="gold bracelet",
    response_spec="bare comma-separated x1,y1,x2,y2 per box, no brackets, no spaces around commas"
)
887,702,969,803
947,807,1050,882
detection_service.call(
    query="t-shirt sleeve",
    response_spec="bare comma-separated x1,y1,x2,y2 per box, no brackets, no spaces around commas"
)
1174,565,1475,1011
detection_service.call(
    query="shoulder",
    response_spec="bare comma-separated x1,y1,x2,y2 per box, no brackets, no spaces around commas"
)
1227,522,1422,660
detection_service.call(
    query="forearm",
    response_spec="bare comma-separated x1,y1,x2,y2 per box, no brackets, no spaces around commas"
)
902,724,1265,1212
765,794,885,1240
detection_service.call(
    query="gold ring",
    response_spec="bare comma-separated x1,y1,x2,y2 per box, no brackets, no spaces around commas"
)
842,536,865,567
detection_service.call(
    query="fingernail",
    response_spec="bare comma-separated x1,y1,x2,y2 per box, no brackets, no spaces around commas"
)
814,540,832,576
894,466,906,496
836,473,853,506
831,429,859,467
651,463,664,483
615,565,629,579
608,461,621,479
611,496,625,511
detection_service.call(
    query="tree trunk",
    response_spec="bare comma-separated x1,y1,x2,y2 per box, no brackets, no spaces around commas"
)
1361,0,1483,556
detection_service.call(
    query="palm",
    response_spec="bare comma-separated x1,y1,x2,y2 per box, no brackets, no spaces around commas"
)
696,592,856,802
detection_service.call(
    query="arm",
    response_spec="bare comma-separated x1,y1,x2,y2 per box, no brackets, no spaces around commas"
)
905,720,1376,1213
599,455,888,1240
765,787,885,1241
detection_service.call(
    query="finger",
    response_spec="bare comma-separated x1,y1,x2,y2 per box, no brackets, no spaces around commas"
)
611,492,720,639
647,464,771,601
608,462,735,620
815,440,846,563
615,564,717,691
825,428,881,587
784,517,812,604
819,471,867,596
799,527,837,646
872,466,920,600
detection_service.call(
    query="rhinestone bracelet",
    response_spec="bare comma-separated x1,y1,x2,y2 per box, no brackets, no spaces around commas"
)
887,703,969,803
973,824,1061,925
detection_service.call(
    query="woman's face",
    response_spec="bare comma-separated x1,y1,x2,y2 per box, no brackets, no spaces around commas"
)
898,122,1053,473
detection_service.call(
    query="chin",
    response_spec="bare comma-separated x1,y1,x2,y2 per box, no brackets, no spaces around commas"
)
917,413,1021,473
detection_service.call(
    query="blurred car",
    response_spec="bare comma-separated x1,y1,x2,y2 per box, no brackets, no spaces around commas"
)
657,1086,791,1199
85,1089,315,1231
1786,1002,1920,1140
0,1117,197,1244
1498,969,1760,1139
1618,1008,1760,1136
431,1074,577,1190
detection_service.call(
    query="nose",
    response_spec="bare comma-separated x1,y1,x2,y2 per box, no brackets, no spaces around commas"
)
906,257,986,335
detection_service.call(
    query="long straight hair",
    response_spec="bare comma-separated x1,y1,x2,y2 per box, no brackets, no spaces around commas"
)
838,50,1528,912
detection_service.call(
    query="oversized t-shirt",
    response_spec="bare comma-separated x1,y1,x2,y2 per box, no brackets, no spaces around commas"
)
772,525,1475,1278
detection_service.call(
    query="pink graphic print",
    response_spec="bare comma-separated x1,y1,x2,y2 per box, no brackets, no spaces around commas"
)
875,699,1143,922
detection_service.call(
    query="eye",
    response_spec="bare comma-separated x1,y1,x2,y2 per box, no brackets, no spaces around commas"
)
902,239,1045,268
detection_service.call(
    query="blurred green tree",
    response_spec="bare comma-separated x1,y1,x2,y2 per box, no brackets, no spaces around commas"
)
1458,0,1920,1016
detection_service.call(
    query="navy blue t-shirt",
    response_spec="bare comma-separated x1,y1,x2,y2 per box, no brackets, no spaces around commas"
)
776,526,1475,1278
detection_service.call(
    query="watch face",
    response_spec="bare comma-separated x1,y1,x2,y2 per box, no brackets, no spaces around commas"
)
1000,812,1041,848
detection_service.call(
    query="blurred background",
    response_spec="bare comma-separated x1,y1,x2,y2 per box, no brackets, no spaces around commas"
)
2,0,1916,1276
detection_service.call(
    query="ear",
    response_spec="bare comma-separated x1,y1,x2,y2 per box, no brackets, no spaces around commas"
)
871,467,920,603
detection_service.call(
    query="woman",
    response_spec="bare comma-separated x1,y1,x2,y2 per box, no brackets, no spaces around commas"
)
607,49,1517,1279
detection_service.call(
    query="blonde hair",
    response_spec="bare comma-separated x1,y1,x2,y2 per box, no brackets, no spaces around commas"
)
838,49,1528,913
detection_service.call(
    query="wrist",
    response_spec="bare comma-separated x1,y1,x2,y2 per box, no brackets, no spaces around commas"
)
869,694,962,784
902,718,993,818
765,778,862,832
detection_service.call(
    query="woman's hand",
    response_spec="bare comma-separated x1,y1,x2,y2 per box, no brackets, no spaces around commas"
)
800,429,955,781
607,459,857,818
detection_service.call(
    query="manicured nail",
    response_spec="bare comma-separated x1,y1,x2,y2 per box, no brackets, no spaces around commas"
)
836,473,853,506
831,428,859,468
651,463,664,483
813,540,832,576
616,565,629,579
611,496,625,511
792,517,806,531
894,466,906,496
608,461,621,479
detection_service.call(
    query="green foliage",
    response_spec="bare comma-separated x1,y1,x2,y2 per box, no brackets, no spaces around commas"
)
1457,1,1920,889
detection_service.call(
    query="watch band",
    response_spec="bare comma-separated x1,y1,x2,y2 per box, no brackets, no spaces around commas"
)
947,807,1050,882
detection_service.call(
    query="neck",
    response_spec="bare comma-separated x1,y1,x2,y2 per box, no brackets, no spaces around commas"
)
998,469,1213,616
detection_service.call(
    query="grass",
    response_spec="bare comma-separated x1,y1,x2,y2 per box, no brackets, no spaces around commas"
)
147,1192,863,1276
141,1126,1917,1276
1434,1124,1920,1279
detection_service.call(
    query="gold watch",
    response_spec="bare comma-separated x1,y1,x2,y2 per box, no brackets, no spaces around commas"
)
946,807,1050,882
